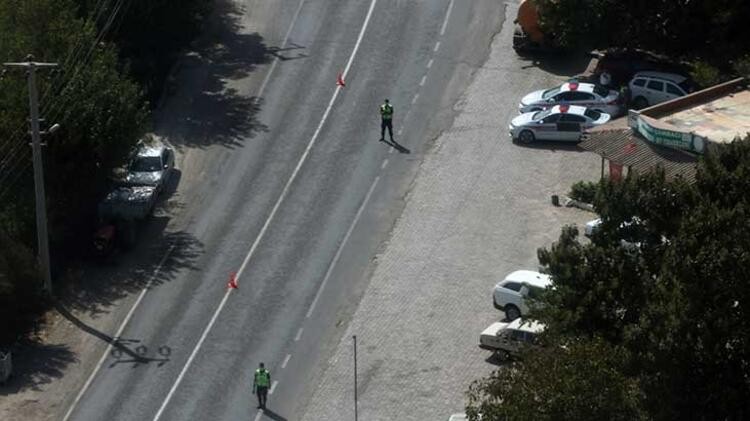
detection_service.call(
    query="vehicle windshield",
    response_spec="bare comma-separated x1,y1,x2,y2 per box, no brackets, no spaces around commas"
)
541,87,561,99
130,156,162,172
532,109,553,120
584,109,602,120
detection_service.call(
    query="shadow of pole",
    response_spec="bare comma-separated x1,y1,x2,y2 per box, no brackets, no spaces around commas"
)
52,299,148,363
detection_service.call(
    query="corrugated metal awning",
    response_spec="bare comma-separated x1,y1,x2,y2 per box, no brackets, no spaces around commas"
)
579,128,698,182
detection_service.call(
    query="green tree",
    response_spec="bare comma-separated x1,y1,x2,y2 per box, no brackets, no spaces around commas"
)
0,0,147,343
0,0,147,244
534,0,750,68
468,138,750,419
466,338,644,421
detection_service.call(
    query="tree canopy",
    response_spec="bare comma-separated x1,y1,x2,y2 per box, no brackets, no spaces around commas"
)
0,0,207,344
467,137,750,420
535,0,750,70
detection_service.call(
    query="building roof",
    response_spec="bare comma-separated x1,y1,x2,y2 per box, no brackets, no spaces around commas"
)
580,128,698,182
659,89,750,144
639,78,750,146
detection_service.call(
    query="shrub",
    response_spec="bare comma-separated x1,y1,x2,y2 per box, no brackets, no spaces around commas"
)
569,180,598,203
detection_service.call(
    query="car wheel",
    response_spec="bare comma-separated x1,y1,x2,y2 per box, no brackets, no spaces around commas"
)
505,305,521,321
518,130,535,145
633,96,649,110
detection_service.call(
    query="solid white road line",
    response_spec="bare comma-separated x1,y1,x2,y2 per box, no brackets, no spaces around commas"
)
63,244,176,421
305,175,381,319
281,354,291,369
152,1,380,419
255,0,308,102
439,0,455,36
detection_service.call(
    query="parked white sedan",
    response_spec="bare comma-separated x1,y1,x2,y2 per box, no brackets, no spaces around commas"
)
519,81,622,116
509,105,610,144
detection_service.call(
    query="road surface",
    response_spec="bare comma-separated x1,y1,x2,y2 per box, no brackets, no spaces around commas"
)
63,0,504,420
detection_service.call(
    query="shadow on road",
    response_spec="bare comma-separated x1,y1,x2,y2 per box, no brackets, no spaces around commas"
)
513,139,587,153
52,301,148,364
0,340,75,395
157,0,305,149
63,228,204,317
380,138,411,154
518,51,593,78
260,408,288,421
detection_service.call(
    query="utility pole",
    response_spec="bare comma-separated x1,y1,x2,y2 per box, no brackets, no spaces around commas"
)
3,56,58,295
353,335,358,421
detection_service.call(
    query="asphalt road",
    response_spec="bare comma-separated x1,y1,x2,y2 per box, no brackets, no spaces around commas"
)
64,0,503,420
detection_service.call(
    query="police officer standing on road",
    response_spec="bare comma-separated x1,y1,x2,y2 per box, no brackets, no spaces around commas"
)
380,99,394,142
253,362,271,410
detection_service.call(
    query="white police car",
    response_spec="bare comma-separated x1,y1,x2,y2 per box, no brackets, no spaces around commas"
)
519,82,622,116
509,104,611,144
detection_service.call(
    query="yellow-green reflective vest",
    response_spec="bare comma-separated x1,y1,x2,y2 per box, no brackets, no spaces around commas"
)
255,368,270,387
380,103,393,120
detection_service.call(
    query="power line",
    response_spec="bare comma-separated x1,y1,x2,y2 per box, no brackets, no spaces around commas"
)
0,0,122,176
42,0,130,128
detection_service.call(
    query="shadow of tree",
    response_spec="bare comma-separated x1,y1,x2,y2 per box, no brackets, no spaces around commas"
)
519,52,593,79
61,227,204,317
0,341,76,394
155,0,286,149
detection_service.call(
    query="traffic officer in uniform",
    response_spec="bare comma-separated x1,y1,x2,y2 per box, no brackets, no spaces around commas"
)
253,362,271,409
380,99,394,142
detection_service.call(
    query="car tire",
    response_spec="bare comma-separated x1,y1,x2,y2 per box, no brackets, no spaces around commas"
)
633,96,649,110
505,305,521,321
518,130,535,145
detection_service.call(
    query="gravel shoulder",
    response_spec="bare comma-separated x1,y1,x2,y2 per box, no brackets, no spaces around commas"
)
300,3,601,420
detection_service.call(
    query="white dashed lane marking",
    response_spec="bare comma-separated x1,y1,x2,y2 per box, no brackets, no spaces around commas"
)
282,354,291,369
295,327,304,341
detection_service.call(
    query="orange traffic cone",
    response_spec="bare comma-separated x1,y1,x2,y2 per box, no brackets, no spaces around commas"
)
227,272,238,289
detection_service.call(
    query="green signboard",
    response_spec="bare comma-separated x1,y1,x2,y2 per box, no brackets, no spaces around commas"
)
635,116,705,153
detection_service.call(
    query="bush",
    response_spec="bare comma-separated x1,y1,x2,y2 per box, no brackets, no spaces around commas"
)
732,55,750,79
689,61,724,88
569,180,598,204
